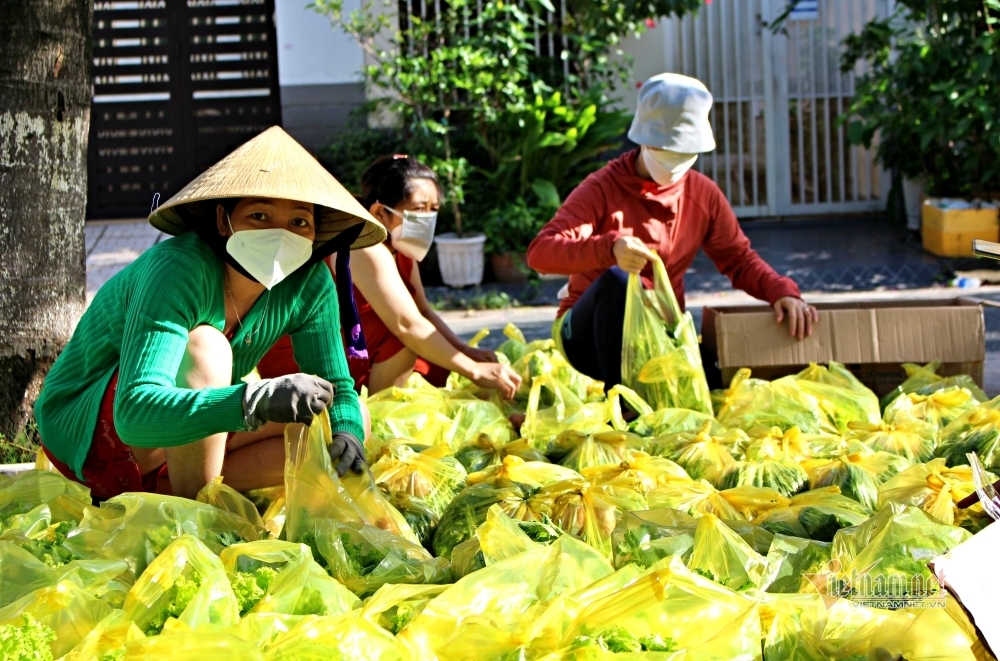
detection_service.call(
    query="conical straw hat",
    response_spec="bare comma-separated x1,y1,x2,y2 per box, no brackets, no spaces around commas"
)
149,126,386,250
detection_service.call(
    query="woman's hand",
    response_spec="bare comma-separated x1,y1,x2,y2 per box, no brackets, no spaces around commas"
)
773,297,818,341
613,236,657,274
469,363,522,400
463,346,499,363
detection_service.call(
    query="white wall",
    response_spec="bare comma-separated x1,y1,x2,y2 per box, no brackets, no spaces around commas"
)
273,0,365,86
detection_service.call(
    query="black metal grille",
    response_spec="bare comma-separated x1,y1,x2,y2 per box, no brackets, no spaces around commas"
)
87,0,281,220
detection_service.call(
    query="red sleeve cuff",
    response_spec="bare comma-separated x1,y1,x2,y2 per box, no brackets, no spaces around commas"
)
765,278,803,305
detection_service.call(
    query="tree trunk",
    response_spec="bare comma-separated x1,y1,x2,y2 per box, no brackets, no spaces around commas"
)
0,0,92,441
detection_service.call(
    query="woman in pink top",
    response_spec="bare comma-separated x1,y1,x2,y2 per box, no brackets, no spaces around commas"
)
527,74,817,390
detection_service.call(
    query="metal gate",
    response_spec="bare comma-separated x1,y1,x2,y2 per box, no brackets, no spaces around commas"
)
662,0,891,218
87,0,281,220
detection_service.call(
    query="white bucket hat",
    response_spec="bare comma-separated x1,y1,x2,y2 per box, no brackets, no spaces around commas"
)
628,73,716,153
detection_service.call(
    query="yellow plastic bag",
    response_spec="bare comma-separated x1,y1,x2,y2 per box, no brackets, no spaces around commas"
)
450,504,554,577
521,375,615,450
884,385,981,430
717,369,831,434
751,486,872,542
801,442,910,510
867,599,982,661
0,580,112,657
629,407,724,439
880,360,989,410
687,512,776,591
877,457,994,529
283,412,417,545
260,614,406,661
720,445,809,497
580,449,690,494
760,592,827,661
764,534,833,594
559,555,760,661
121,534,239,635
432,481,544,559
647,480,787,521
531,479,647,558
369,445,468,516
195,477,267,537
123,630,265,660
386,492,439,548
443,396,518,451
846,418,937,462
454,436,547,473
741,425,843,462
468,455,582,488
792,362,881,433
399,535,613,660
0,469,91,523
305,519,451,597
621,255,711,415
61,610,146,661
831,503,970,599
649,421,744,487
359,583,449,635
366,376,453,446
220,539,359,617
547,430,649,472
63,492,262,578
935,397,1000,470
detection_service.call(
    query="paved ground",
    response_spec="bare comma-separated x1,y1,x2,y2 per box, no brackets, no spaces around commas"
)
86,217,1000,396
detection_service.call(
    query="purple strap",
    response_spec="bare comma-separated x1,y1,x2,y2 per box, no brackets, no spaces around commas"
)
335,247,369,361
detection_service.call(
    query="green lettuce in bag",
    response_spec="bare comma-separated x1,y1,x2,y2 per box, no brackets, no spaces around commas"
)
0,581,112,657
305,519,452,597
935,396,1000,470
121,534,239,635
792,362,880,433
620,255,711,415
433,481,544,559
879,361,988,411
752,486,872,542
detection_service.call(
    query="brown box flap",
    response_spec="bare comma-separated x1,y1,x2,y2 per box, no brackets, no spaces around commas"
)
705,299,985,370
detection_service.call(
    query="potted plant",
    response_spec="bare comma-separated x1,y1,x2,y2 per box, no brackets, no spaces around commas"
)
482,194,557,283
428,150,489,287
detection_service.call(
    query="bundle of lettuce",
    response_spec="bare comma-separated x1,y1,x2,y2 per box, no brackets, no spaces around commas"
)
611,508,774,573
646,479,787,521
935,396,1000,471
369,445,468,516
620,254,712,415
716,369,832,435
432,481,543,559
546,429,649,472
580,449,690,494
845,418,937,463
741,425,844,463
467,455,582,489
453,436,546,473
720,443,809,497
879,360,989,411
751,486,872,542
647,421,744,486
883,385,981,431
792,362,881,433
449,504,561,578
800,442,911,511
877,457,995,530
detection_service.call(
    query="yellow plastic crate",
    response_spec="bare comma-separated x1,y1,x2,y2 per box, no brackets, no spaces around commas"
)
922,203,999,257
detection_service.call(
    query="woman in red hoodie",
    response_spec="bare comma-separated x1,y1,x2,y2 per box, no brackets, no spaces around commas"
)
527,73,817,390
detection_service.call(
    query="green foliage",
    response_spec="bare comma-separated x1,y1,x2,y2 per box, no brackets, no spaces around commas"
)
570,626,676,653
429,290,519,312
144,570,203,635
312,0,698,240
0,423,40,465
840,0,1000,196
0,615,55,661
317,127,407,197
231,566,278,615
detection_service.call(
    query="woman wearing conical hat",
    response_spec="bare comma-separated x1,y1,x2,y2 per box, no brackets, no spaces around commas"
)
34,127,382,500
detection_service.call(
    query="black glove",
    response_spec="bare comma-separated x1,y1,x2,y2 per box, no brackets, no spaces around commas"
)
242,374,334,430
328,432,366,477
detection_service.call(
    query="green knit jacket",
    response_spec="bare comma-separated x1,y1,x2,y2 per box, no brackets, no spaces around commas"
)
34,232,364,479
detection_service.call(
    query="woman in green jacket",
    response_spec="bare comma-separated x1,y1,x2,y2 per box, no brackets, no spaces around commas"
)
34,127,385,500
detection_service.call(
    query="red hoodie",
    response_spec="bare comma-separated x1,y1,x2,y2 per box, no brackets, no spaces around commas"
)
527,149,801,318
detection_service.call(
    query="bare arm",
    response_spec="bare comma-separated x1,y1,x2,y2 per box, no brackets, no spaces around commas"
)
347,245,519,396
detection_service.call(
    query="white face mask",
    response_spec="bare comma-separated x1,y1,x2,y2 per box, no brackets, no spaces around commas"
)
641,147,699,186
385,206,438,262
225,214,313,289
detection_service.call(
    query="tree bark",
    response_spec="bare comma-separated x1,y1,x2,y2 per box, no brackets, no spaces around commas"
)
0,0,92,441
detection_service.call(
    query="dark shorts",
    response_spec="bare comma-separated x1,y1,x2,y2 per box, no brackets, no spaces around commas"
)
42,371,166,501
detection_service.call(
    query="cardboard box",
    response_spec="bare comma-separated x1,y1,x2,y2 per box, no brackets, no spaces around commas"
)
701,298,985,395
922,201,999,257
